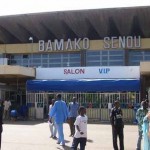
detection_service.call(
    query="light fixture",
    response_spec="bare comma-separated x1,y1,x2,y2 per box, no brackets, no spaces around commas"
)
29,37,33,42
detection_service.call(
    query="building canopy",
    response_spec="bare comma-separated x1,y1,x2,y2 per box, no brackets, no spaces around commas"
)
0,6,150,44
26,79,140,92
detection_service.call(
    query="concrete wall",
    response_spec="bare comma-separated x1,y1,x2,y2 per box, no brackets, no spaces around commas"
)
0,38,150,54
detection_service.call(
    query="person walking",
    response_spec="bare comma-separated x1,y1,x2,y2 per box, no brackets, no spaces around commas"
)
110,100,124,150
136,100,148,150
0,99,4,149
48,99,57,139
49,94,69,146
3,99,11,120
71,106,88,150
142,112,150,150
68,97,79,137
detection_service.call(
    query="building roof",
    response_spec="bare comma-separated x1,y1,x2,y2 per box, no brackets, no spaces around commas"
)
0,6,150,44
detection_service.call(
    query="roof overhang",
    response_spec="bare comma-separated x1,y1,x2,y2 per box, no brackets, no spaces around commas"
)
0,6,150,44
140,62,150,75
27,79,140,92
0,65,35,84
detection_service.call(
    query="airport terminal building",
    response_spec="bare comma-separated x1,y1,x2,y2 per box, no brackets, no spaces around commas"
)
0,6,150,121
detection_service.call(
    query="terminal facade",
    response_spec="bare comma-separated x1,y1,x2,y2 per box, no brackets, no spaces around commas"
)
0,6,150,120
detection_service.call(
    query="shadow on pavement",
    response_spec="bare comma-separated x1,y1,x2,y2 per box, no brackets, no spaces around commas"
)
56,145,80,150
3,120,46,125
87,139,93,143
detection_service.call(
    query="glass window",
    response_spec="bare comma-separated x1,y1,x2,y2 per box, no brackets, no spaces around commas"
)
32,54,41,58
102,56,108,61
128,50,146,66
109,50,124,55
87,55,100,59
70,54,81,58
49,63,61,67
23,55,28,59
49,54,61,59
109,61,124,66
144,51,150,55
128,61,139,66
32,64,41,67
130,55,143,61
101,62,108,66
86,62,100,66
69,62,80,67
7,52,81,68
23,59,29,63
87,51,100,55
109,56,124,60
102,51,108,55
13,55,21,59
42,64,48,67
15,60,22,64
0,54,3,58
42,59,48,63
144,56,150,61
42,54,48,58
32,59,41,63
86,50,124,66
49,59,61,63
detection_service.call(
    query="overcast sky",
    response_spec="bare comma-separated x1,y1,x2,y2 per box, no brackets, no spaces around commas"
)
0,0,150,16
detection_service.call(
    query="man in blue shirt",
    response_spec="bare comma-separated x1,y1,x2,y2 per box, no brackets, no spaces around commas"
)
49,94,69,146
68,97,79,137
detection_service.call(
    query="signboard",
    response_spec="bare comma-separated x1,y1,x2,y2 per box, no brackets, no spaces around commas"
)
39,38,90,51
38,36,141,51
103,36,141,49
36,66,140,79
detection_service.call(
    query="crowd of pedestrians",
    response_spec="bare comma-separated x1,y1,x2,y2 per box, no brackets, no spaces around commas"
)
0,93,150,150
47,94,150,150
48,94,87,150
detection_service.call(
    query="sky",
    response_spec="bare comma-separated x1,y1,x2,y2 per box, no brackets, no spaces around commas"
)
0,0,150,16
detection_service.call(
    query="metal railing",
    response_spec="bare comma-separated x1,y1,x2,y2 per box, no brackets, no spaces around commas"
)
26,92,140,122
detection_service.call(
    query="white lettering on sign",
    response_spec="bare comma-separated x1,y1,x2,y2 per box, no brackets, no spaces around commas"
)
46,40,53,51
103,36,141,49
66,39,73,50
64,68,85,74
39,40,45,51
39,38,90,51
54,39,64,50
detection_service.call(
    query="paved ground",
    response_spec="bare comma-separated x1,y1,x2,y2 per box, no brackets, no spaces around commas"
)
1,120,139,150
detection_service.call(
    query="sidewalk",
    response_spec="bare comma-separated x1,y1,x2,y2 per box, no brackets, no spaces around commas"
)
1,120,138,150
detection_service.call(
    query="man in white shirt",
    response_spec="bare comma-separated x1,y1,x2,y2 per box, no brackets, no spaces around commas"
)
3,99,11,120
71,106,88,150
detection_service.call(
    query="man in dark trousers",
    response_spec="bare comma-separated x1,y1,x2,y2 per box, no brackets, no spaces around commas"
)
110,100,124,150
68,97,79,137
0,99,3,149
